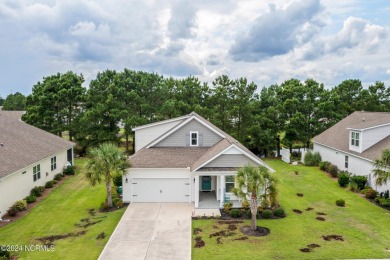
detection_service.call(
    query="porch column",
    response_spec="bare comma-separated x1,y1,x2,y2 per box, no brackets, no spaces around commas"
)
195,175,199,208
220,175,225,207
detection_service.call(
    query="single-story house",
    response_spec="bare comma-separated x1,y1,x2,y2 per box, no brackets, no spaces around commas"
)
0,110,75,217
313,111,390,192
122,112,273,208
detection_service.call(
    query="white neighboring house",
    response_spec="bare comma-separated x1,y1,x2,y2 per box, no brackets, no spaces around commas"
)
0,110,75,218
313,111,390,192
122,112,274,208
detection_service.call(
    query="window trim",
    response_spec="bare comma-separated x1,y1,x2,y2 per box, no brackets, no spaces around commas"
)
190,131,199,147
225,175,235,193
51,156,57,171
351,131,360,147
345,155,349,169
33,164,41,182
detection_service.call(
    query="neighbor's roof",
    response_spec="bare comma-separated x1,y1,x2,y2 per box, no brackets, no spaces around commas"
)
313,111,390,161
0,111,75,178
130,112,273,171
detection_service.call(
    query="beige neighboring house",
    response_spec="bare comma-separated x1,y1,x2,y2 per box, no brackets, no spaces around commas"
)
123,112,274,208
0,110,75,217
313,111,390,192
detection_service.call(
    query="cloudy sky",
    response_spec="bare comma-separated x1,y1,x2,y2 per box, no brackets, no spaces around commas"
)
0,0,389,97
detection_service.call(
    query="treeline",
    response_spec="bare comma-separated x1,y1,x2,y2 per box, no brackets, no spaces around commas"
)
3,69,390,155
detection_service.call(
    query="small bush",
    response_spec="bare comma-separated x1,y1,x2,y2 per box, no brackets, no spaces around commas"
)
53,180,58,184
374,196,381,204
336,199,345,207
262,209,273,219
230,209,242,218
111,186,118,200
273,207,285,218
112,198,120,207
380,198,390,207
223,202,233,213
328,165,339,178
116,200,124,208
7,206,18,216
63,165,75,175
304,151,322,166
319,161,332,172
100,202,109,211
45,181,54,189
112,174,123,187
350,175,367,190
54,173,63,181
338,172,350,187
349,182,360,193
241,200,250,210
363,188,377,199
13,200,27,211
30,186,45,197
25,195,36,204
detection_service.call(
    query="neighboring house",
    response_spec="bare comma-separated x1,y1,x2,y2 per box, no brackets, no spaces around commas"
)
122,112,273,208
0,110,75,217
313,111,390,192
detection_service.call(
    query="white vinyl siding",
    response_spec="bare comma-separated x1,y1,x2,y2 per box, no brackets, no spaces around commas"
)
361,124,390,152
204,154,258,168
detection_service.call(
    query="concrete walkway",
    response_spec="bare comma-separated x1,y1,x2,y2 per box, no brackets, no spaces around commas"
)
99,203,193,260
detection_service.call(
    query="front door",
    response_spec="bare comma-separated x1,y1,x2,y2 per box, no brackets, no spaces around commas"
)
202,176,211,191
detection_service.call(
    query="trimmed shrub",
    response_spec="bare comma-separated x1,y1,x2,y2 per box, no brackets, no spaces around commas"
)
45,181,54,189
350,175,367,190
54,173,63,181
319,161,332,172
230,209,242,218
53,180,58,184
262,209,273,219
112,174,123,187
224,202,233,213
273,207,285,218
30,186,45,197
63,165,75,175
13,200,27,211
25,195,36,204
336,199,345,207
363,188,378,199
328,165,339,178
241,200,250,210
304,151,322,166
380,198,390,207
7,206,18,216
338,172,350,187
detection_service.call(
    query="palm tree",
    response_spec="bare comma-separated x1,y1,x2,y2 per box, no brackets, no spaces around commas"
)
86,142,129,207
373,149,390,186
232,164,278,231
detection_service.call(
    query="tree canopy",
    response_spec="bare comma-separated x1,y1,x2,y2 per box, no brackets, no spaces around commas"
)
2,92,26,111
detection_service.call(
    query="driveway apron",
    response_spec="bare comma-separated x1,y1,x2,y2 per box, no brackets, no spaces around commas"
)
99,203,193,260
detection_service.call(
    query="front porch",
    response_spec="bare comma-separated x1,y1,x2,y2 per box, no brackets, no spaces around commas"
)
198,191,242,208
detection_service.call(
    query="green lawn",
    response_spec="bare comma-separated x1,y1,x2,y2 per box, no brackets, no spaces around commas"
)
193,159,390,260
0,158,126,259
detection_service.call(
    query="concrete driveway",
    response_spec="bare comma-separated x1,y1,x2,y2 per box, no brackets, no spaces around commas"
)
99,203,193,260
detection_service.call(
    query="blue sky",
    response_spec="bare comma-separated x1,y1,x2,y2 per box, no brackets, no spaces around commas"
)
0,0,389,97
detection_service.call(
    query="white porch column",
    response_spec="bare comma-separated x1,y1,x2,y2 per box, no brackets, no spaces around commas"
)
195,175,199,208
220,175,225,207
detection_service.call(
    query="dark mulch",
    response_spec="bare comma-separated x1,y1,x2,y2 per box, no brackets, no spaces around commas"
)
88,208,96,216
209,230,236,238
212,225,219,229
228,224,237,231
216,237,222,244
297,193,304,197
194,236,205,248
193,227,203,235
36,230,87,246
234,236,248,241
316,212,327,215
217,220,243,225
293,209,303,214
316,217,326,221
300,248,312,252
305,207,314,211
74,220,102,228
322,235,344,241
96,232,106,240
240,226,270,237
308,243,321,248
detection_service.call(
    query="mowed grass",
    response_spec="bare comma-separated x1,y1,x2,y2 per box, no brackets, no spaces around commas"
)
193,159,390,260
0,158,126,259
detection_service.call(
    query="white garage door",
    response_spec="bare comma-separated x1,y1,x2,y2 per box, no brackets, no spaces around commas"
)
131,178,190,202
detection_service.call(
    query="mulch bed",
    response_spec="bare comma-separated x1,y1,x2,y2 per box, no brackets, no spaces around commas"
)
194,236,205,248
300,243,321,253
240,226,270,237
308,243,321,248
316,212,327,215
217,220,243,225
305,207,314,211
228,224,237,231
0,175,71,228
322,235,344,241
193,227,203,235
36,230,87,246
293,209,303,214
316,217,326,221
297,193,304,197
96,232,106,240
234,236,248,241
209,230,236,238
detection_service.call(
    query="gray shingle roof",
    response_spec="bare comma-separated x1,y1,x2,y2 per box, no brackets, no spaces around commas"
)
0,111,75,178
313,111,390,161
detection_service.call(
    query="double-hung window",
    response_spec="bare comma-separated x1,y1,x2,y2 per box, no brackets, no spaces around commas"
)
190,131,198,146
345,155,348,169
33,164,41,182
51,156,57,171
351,132,360,147
225,176,235,192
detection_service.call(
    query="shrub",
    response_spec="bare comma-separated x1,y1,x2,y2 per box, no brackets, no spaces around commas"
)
63,165,75,175
349,182,360,193
319,161,332,172
112,198,120,207
304,151,322,166
380,198,390,207
116,199,124,208
363,188,377,199
7,206,18,216
53,180,58,184
336,199,345,207
241,200,250,210
13,200,27,211
385,190,390,199
111,187,119,200
273,207,285,218
100,202,109,211
112,174,123,187
30,186,45,197
338,172,350,187
25,195,36,204
223,202,233,213
262,209,273,219
328,165,339,178
0,246,10,258
374,196,381,204
54,173,63,181
230,209,242,218
350,175,367,190
45,181,54,189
